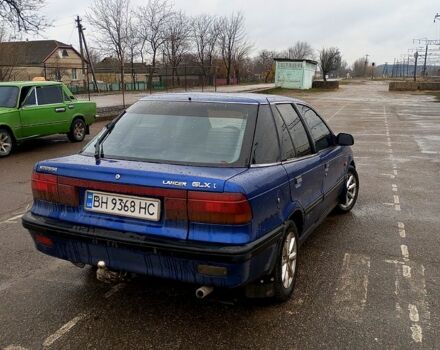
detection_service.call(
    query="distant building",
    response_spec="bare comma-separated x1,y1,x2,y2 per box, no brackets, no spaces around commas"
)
95,57,149,84
274,58,318,89
0,40,86,83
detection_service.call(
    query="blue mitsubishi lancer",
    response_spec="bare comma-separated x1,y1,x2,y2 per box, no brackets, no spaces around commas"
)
22,92,359,301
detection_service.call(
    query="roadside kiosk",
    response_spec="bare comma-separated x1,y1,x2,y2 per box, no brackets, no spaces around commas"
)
274,58,318,90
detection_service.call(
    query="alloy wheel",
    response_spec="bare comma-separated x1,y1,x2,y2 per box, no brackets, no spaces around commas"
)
0,131,12,156
73,121,85,140
281,232,297,289
340,173,357,210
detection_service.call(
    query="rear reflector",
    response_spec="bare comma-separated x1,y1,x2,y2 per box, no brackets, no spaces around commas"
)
34,233,53,247
188,192,252,225
32,172,78,206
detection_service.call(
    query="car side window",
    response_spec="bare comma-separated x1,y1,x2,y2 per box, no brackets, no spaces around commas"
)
36,86,63,105
22,87,37,107
276,104,311,157
251,105,280,164
272,106,295,161
299,105,334,152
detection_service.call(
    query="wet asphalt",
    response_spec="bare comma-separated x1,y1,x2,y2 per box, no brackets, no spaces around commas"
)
0,81,439,349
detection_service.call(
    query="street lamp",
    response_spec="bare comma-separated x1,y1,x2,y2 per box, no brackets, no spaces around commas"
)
413,51,419,82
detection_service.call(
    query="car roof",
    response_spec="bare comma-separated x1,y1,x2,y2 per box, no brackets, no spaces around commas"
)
139,92,305,105
0,81,62,87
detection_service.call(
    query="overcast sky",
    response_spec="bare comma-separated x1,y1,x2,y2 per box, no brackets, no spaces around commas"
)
23,0,440,65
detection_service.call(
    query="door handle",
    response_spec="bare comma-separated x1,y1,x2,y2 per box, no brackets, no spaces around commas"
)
55,107,66,113
67,104,75,109
324,163,330,176
294,175,302,188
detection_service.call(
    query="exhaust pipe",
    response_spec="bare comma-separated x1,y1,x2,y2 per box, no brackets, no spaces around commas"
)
195,286,214,299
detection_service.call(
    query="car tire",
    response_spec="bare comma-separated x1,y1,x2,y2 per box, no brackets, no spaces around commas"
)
0,128,14,157
273,221,299,302
68,118,86,142
336,165,359,213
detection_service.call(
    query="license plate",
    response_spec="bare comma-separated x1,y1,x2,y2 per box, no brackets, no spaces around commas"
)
84,190,161,221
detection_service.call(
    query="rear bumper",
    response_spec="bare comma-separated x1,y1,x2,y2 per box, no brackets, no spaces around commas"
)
22,212,284,288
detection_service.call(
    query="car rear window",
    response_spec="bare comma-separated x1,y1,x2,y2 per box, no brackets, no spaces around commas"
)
0,86,19,108
82,100,258,167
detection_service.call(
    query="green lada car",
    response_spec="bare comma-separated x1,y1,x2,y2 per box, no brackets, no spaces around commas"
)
0,81,96,157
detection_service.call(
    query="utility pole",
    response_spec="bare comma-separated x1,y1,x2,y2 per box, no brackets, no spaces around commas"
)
80,29,99,93
422,44,429,77
75,16,99,93
75,16,86,91
414,52,419,82
364,54,369,76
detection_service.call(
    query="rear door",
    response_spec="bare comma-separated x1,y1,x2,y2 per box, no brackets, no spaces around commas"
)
19,85,69,138
298,104,345,208
273,103,324,226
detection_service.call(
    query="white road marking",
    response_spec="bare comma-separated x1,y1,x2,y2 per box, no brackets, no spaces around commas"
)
403,265,412,278
327,103,350,120
401,245,409,260
0,213,24,225
397,222,406,238
393,170,398,176
392,184,398,192
381,173,396,179
333,253,370,321
43,313,87,347
385,259,404,265
410,324,423,343
408,304,419,322
393,262,430,344
40,282,125,347
4,346,29,350
393,195,400,211
104,283,126,299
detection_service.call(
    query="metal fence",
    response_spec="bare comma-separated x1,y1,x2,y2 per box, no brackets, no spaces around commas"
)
0,63,230,96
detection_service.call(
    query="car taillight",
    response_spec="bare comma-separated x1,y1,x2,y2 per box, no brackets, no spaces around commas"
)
32,172,78,206
188,192,252,225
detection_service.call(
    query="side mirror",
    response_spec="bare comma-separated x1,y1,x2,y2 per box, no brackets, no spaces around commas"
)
336,133,354,146
70,95,76,100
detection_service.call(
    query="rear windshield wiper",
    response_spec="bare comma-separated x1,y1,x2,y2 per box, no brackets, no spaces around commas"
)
94,111,125,164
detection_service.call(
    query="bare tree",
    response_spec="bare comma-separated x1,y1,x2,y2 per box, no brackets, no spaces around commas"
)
352,57,367,77
0,0,48,33
232,40,252,84
87,47,101,67
254,50,275,83
126,16,141,86
191,14,220,80
0,27,17,81
137,0,172,89
287,41,315,60
87,0,131,106
218,12,246,85
163,10,190,86
319,47,341,81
